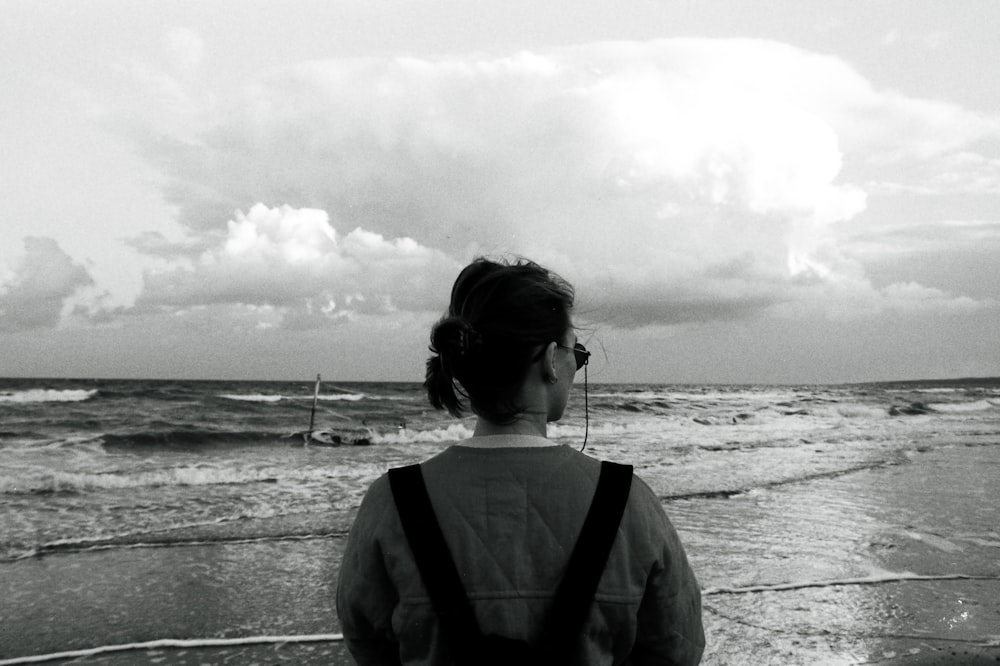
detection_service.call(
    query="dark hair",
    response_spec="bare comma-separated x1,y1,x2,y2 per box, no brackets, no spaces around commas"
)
425,257,575,423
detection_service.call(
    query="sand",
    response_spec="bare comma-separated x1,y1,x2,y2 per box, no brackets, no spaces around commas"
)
2,444,998,665
693,444,1000,665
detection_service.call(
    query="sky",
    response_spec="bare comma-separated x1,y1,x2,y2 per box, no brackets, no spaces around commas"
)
2,0,999,384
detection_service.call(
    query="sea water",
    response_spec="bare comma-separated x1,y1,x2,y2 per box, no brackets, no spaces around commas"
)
2,377,998,562
1,377,999,662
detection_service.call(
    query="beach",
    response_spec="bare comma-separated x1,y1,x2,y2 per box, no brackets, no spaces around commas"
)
2,378,999,664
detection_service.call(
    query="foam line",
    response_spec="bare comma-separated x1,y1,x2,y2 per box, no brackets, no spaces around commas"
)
703,603,1000,647
13,531,349,562
664,460,906,502
703,572,996,595
0,634,345,665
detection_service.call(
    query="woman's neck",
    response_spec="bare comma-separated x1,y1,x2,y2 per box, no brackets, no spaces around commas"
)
473,413,548,439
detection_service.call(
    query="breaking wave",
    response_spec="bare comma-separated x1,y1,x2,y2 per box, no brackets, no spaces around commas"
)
220,392,366,403
0,389,99,404
927,399,999,413
372,423,473,444
0,465,288,495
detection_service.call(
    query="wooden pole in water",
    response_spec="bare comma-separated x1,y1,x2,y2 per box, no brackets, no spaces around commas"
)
307,374,321,442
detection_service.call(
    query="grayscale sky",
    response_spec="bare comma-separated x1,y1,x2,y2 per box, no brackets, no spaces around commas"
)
2,0,998,383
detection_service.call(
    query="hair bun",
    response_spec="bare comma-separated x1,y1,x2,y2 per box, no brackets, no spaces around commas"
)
432,316,483,358
455,319,483,356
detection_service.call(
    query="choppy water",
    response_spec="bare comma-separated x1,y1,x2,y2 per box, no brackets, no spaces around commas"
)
2,376,998,564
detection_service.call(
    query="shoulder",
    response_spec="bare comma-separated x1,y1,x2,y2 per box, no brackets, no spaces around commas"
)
619,470,684,548
626,472,664,511
350,472,399,535
363,471,393,503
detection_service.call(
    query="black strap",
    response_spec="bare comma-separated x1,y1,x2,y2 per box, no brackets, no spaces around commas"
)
388,460,633,662
389,464,483,661
540,461,632,658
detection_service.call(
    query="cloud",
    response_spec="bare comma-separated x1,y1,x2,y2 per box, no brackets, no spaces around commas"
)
134,204,460,327
125,230,216,260
843,219,1000,258
878,281,984,313
882,27,950,50
163,27,205,73
868,151,1000,196
0,237,94,331
110,27,208,120
120,38,999,328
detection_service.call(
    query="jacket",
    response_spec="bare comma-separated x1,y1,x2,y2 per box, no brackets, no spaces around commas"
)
336,444,704,665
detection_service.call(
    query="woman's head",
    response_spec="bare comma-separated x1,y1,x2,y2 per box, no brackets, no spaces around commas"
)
425,257,576,423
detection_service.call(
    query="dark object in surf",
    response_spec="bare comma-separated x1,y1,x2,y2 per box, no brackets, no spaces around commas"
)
305,431,373,446
888,402,931,416
304,430,342,446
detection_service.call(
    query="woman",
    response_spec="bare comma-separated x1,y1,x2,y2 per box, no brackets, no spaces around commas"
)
337,257,704,665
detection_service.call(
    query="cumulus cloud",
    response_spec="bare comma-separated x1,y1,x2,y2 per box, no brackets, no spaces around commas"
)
123,38,999,327
134,204,461,327
0,237,94,331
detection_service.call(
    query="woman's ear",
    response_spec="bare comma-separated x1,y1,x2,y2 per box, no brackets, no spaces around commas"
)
542,341,559,384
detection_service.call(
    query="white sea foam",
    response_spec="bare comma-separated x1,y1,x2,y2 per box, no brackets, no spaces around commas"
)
221,392,365,403
588,390,672,400
927,400,997,413
889,387,961,394
0,389,98,403
548,419,688,440
1,465,294,494
678,389,802,402
589,388,800,403
372,423,473,444
220,393,284,403
829,404,889,419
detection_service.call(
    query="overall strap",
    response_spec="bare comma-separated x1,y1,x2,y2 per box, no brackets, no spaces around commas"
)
539,461,633,658
388,465,482,661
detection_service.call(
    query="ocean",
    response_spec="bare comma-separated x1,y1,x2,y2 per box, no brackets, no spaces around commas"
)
2,376,999,664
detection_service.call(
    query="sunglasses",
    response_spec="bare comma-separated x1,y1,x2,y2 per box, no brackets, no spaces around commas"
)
557,342,591,371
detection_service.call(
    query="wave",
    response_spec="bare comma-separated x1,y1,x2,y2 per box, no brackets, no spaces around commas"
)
99,429,287,449
372,423,473,444
0,388,99,404
829,404,890,419
220,393,285,403
13,530,348,561
97,385,201,401
317,393,365,402
0,459,385,495
0,430,51,442
95,422,428,450
1,465,287,495
548,419,686,440
588,390,674,400
885,387,962,394
219,392,366,403
587,387,800,400
927,399,999,413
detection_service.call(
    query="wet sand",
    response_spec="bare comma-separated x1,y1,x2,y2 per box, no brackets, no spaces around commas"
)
2,444,998,665
689,444,1000,665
